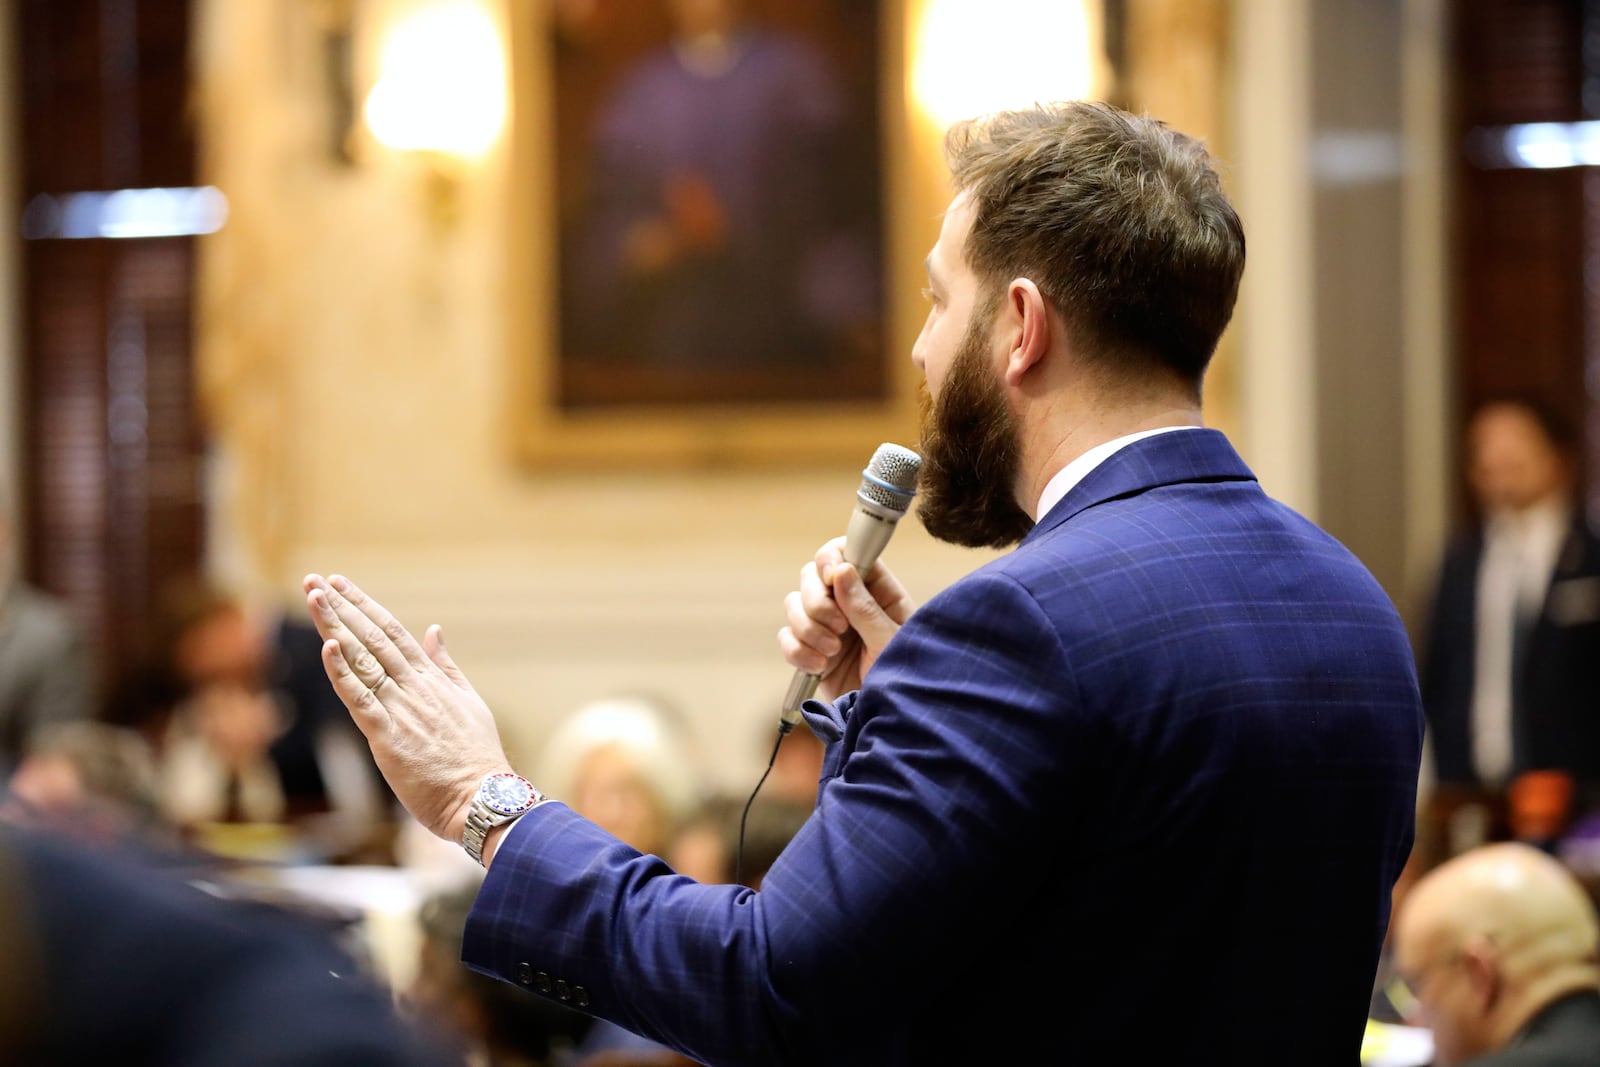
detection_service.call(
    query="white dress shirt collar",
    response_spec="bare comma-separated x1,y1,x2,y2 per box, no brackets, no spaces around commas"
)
1035,426,1202,521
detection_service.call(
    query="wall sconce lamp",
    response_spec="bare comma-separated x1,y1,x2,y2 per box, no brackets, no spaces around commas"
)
363,0,506,230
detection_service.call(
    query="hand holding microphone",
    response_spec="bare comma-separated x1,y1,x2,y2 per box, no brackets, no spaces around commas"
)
778,443,922,731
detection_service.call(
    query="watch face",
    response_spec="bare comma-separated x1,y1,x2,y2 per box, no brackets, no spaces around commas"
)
479,773,539,816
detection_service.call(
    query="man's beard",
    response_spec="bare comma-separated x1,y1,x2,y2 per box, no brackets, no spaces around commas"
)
915,307,1034,549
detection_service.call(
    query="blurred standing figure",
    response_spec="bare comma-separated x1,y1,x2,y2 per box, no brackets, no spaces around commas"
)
0,498,94,775
1419,398,1600,848
1391,842,1600,1066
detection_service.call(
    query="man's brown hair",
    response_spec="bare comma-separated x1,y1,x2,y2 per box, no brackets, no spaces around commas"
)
945,101,1245,387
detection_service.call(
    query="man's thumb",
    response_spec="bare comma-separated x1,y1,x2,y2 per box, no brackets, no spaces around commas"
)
424,624,468,686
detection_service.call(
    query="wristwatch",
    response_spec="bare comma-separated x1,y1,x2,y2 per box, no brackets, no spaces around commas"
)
462,772,545,866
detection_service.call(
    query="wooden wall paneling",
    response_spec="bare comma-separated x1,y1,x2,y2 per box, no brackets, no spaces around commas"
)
15,0,202,692
1448,0,1588,519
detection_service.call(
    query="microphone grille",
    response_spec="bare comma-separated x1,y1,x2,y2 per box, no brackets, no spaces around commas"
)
859,442,922,511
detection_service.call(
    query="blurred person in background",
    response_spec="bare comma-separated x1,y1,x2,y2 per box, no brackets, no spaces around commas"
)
664,717,822,886
663,791,743,886
668,790,810,890
0,496,94,776
530,695,705,1066
408,880,597,1067
532,694,703,862
761,717,824,807
0,823,448,1066
1391,841,1600,1065
0,719,176,853
1418,397,1600,855
150,576,398,863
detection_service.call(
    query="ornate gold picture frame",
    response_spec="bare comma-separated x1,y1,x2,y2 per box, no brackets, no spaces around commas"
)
508,0,923,469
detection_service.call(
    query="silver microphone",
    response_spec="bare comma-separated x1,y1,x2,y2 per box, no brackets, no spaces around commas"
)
779,442,922,732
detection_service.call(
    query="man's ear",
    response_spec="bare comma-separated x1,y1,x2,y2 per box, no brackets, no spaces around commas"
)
1002,278,1049,387
1461,941,1501,1015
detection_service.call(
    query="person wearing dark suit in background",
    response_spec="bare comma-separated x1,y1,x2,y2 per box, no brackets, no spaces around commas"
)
1391,842,1600,1066
147,578,399,863
302,101,1423,1065
1418,398,1600,853
0,825,447,1066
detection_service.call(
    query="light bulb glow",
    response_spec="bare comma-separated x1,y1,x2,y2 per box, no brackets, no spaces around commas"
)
911,0,1098,129
364,2,505,159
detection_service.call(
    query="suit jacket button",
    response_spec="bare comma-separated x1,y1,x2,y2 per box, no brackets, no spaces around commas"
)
515,963,534,987
573,985,591,1008
555,979,572,1002
535,972,554,994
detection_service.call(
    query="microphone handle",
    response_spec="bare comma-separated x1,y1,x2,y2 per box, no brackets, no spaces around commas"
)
779,672,823,731
778,502,902,731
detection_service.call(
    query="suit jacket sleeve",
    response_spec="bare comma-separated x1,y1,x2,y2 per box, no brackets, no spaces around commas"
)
463,570,1084,1067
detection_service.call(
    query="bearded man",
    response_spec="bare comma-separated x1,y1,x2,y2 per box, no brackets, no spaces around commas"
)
303,102,1424,1066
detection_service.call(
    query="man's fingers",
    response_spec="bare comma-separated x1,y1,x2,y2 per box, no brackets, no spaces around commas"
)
813,538,847,584
324,574,431,681
308,589,389,689
784,588,843,657
777,623,830,676
833,565,900,640
798,562,849,636
320,638,389,732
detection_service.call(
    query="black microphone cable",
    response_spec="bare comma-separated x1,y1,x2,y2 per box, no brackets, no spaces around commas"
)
735,726,787,888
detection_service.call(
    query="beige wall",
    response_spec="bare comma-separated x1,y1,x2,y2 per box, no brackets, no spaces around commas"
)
1230,0,1450,624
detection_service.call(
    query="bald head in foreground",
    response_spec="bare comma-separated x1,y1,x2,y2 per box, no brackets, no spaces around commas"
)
1394,843,1600,1066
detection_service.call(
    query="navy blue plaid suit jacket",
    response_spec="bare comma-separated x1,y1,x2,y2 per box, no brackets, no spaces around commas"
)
465,429,1424,1066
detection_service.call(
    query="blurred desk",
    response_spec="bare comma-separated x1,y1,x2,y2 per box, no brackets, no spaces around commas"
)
207,860,475,995
1361,1019,1433,1067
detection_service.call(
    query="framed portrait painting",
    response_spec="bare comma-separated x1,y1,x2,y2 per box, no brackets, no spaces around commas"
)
509,0,919,468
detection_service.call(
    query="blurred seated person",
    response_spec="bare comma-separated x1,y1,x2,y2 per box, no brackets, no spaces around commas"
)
532,695,705,1065
1418,397,1600,855
1392,841,1600,1065
1370,836,1439,1025
763,717,825,806
0,496,95,776
0,824,447,1066
1,720,177,853
534,695,702,862
669,789,811,890
665,791,742,886
151,577,398,863
664,716,820,885
408,881,597,1067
